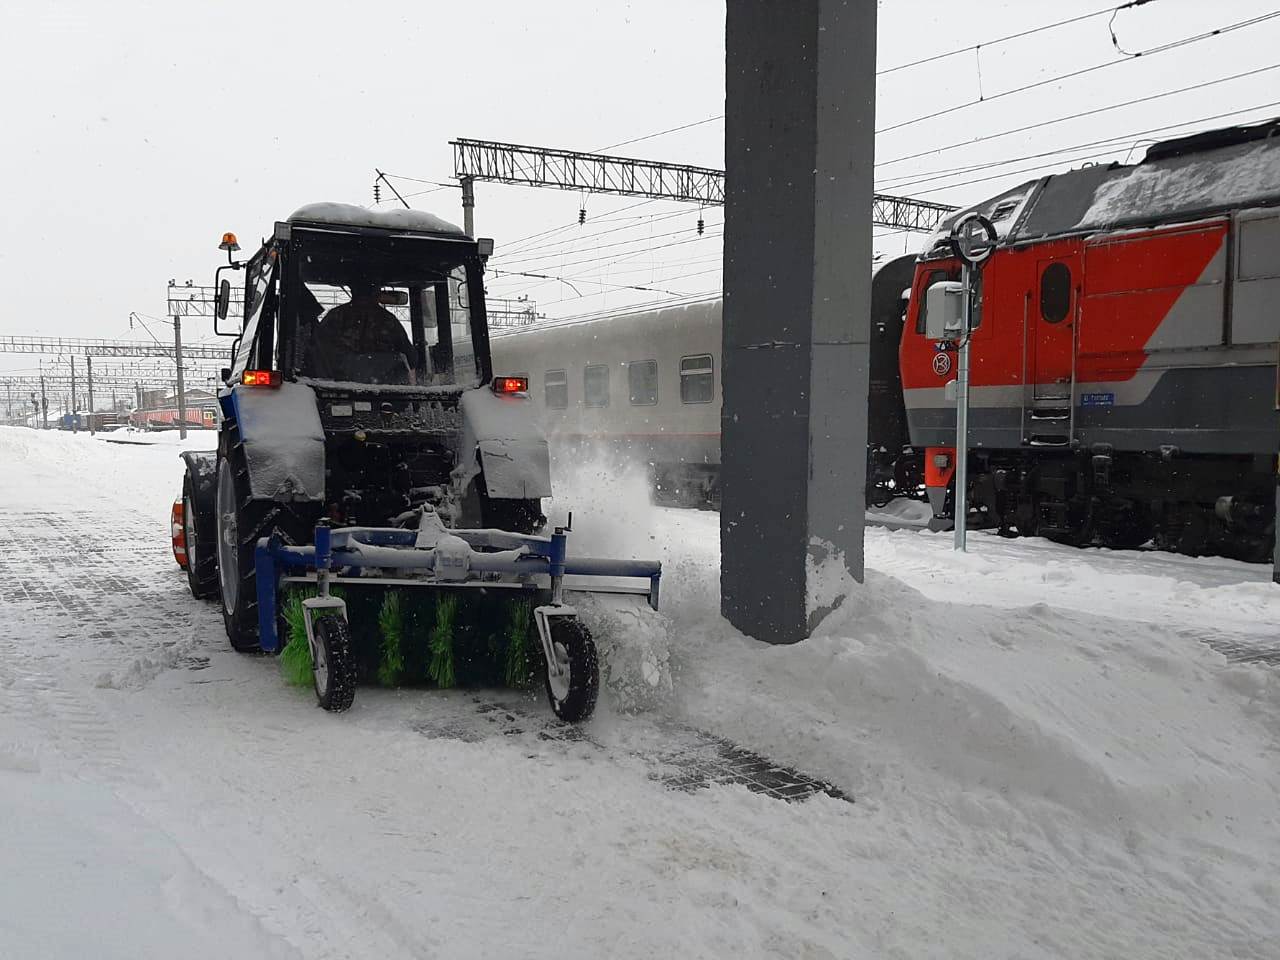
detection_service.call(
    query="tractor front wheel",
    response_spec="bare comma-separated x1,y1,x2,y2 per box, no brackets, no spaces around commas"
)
543,617,599,723
312,615,357,712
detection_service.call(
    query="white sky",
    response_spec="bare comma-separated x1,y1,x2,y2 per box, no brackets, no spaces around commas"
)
2,0,1278,388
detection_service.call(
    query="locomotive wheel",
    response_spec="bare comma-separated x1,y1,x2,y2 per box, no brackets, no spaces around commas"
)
1097,506,1153,551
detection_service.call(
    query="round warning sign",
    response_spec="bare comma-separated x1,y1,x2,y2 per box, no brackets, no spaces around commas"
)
932,352,952,377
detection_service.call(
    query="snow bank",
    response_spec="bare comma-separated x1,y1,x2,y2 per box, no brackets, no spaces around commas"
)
548,452,1280,957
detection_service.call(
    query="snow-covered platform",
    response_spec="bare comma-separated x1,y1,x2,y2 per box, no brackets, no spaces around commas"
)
2,427,1278,959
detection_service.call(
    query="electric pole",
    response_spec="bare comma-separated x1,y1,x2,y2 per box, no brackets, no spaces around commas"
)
174,315,187,440
86,355,95,435
461,176,475,236
40,374,47,429
70,355,78,432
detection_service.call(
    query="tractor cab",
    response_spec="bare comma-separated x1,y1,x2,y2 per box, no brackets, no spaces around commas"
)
215,202,494,394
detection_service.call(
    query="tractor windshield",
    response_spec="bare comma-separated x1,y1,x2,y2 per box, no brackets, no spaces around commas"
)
285,229,489,389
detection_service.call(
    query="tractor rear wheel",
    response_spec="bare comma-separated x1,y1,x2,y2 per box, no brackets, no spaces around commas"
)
215,423,316,653
183,472,218,600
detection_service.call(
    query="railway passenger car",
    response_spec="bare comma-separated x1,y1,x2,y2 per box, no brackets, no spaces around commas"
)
491,255,920,508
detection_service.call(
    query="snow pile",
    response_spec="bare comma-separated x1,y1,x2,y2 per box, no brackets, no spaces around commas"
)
546,453,1280,956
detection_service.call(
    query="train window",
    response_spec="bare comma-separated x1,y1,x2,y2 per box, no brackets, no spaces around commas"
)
680,354,714,403
915,270,949,334
628,360,658,406
1040,262,1071,324
583,363,610,407
544,370,568,409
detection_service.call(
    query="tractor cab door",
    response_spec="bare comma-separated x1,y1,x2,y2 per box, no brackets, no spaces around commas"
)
230,247,280,382
1027,252,1080,444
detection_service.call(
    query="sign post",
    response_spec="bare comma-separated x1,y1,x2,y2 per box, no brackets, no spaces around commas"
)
948,214,997,552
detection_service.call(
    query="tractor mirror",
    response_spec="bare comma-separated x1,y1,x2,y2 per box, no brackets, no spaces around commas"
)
925,280,965,341
220,367,232,385
215,278,231,321
378,290,409,306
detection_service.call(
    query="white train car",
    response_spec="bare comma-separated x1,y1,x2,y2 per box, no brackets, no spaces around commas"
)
490,297,724,505
489,253,921,508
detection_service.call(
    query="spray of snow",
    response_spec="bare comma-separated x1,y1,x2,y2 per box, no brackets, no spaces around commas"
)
545,453,676,712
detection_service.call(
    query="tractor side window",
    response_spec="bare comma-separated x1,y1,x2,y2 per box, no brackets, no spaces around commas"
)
1040,262,1071,323
628,359,658,406
583,364,610,407
545,369,568,409
679,354,714,403
915,269,948,334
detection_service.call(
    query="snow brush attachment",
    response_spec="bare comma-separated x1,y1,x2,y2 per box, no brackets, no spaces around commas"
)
254,510,661,721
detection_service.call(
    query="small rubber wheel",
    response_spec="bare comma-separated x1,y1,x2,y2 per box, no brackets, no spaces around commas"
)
313,615,357,713
183,473,218,600
543,617,599,723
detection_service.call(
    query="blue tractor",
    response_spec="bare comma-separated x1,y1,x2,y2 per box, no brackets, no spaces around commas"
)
178,203,660,719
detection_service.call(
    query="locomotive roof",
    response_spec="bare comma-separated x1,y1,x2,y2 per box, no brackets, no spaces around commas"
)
922,116,1280,257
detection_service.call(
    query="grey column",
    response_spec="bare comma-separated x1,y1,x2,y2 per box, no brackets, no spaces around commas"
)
721,0,876,643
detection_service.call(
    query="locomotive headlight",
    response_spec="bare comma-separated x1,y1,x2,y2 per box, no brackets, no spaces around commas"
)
932,453,951,469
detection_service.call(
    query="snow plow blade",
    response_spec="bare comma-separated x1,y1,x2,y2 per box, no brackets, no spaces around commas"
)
253,513,660,721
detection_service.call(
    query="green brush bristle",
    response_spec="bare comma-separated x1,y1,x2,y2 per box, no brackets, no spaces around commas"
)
279,591,314,688
377,591,406,687
504,600,534,689
428,594,458,688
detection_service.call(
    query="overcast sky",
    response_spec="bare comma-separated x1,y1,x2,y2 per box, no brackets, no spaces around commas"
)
2,0,1278,385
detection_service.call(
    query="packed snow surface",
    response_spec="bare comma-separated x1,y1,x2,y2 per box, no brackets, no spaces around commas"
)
1,427,1278,958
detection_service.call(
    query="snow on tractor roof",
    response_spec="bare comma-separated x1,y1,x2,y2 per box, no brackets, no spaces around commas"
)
288,201,467,238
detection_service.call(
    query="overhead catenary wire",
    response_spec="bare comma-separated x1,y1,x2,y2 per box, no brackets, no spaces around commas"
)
488,268,688,298
879,0,1156,76
499,219,723,271
878,99,1280,193
498,207,693,261
587,2,1168,155
875,61,1280,169
877,9,1280,135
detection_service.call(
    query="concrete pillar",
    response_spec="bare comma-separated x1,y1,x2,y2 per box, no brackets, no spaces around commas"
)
721,0,876,643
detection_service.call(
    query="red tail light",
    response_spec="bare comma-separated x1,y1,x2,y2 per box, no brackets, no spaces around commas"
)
492,376,529,395
242,369,281,388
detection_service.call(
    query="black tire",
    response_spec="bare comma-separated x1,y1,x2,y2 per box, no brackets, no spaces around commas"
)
543,617,599,723
215,421,316,653
312,615,357,712
183,472,218,600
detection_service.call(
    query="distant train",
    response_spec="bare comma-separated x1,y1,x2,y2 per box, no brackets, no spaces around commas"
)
493,118,1280,560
